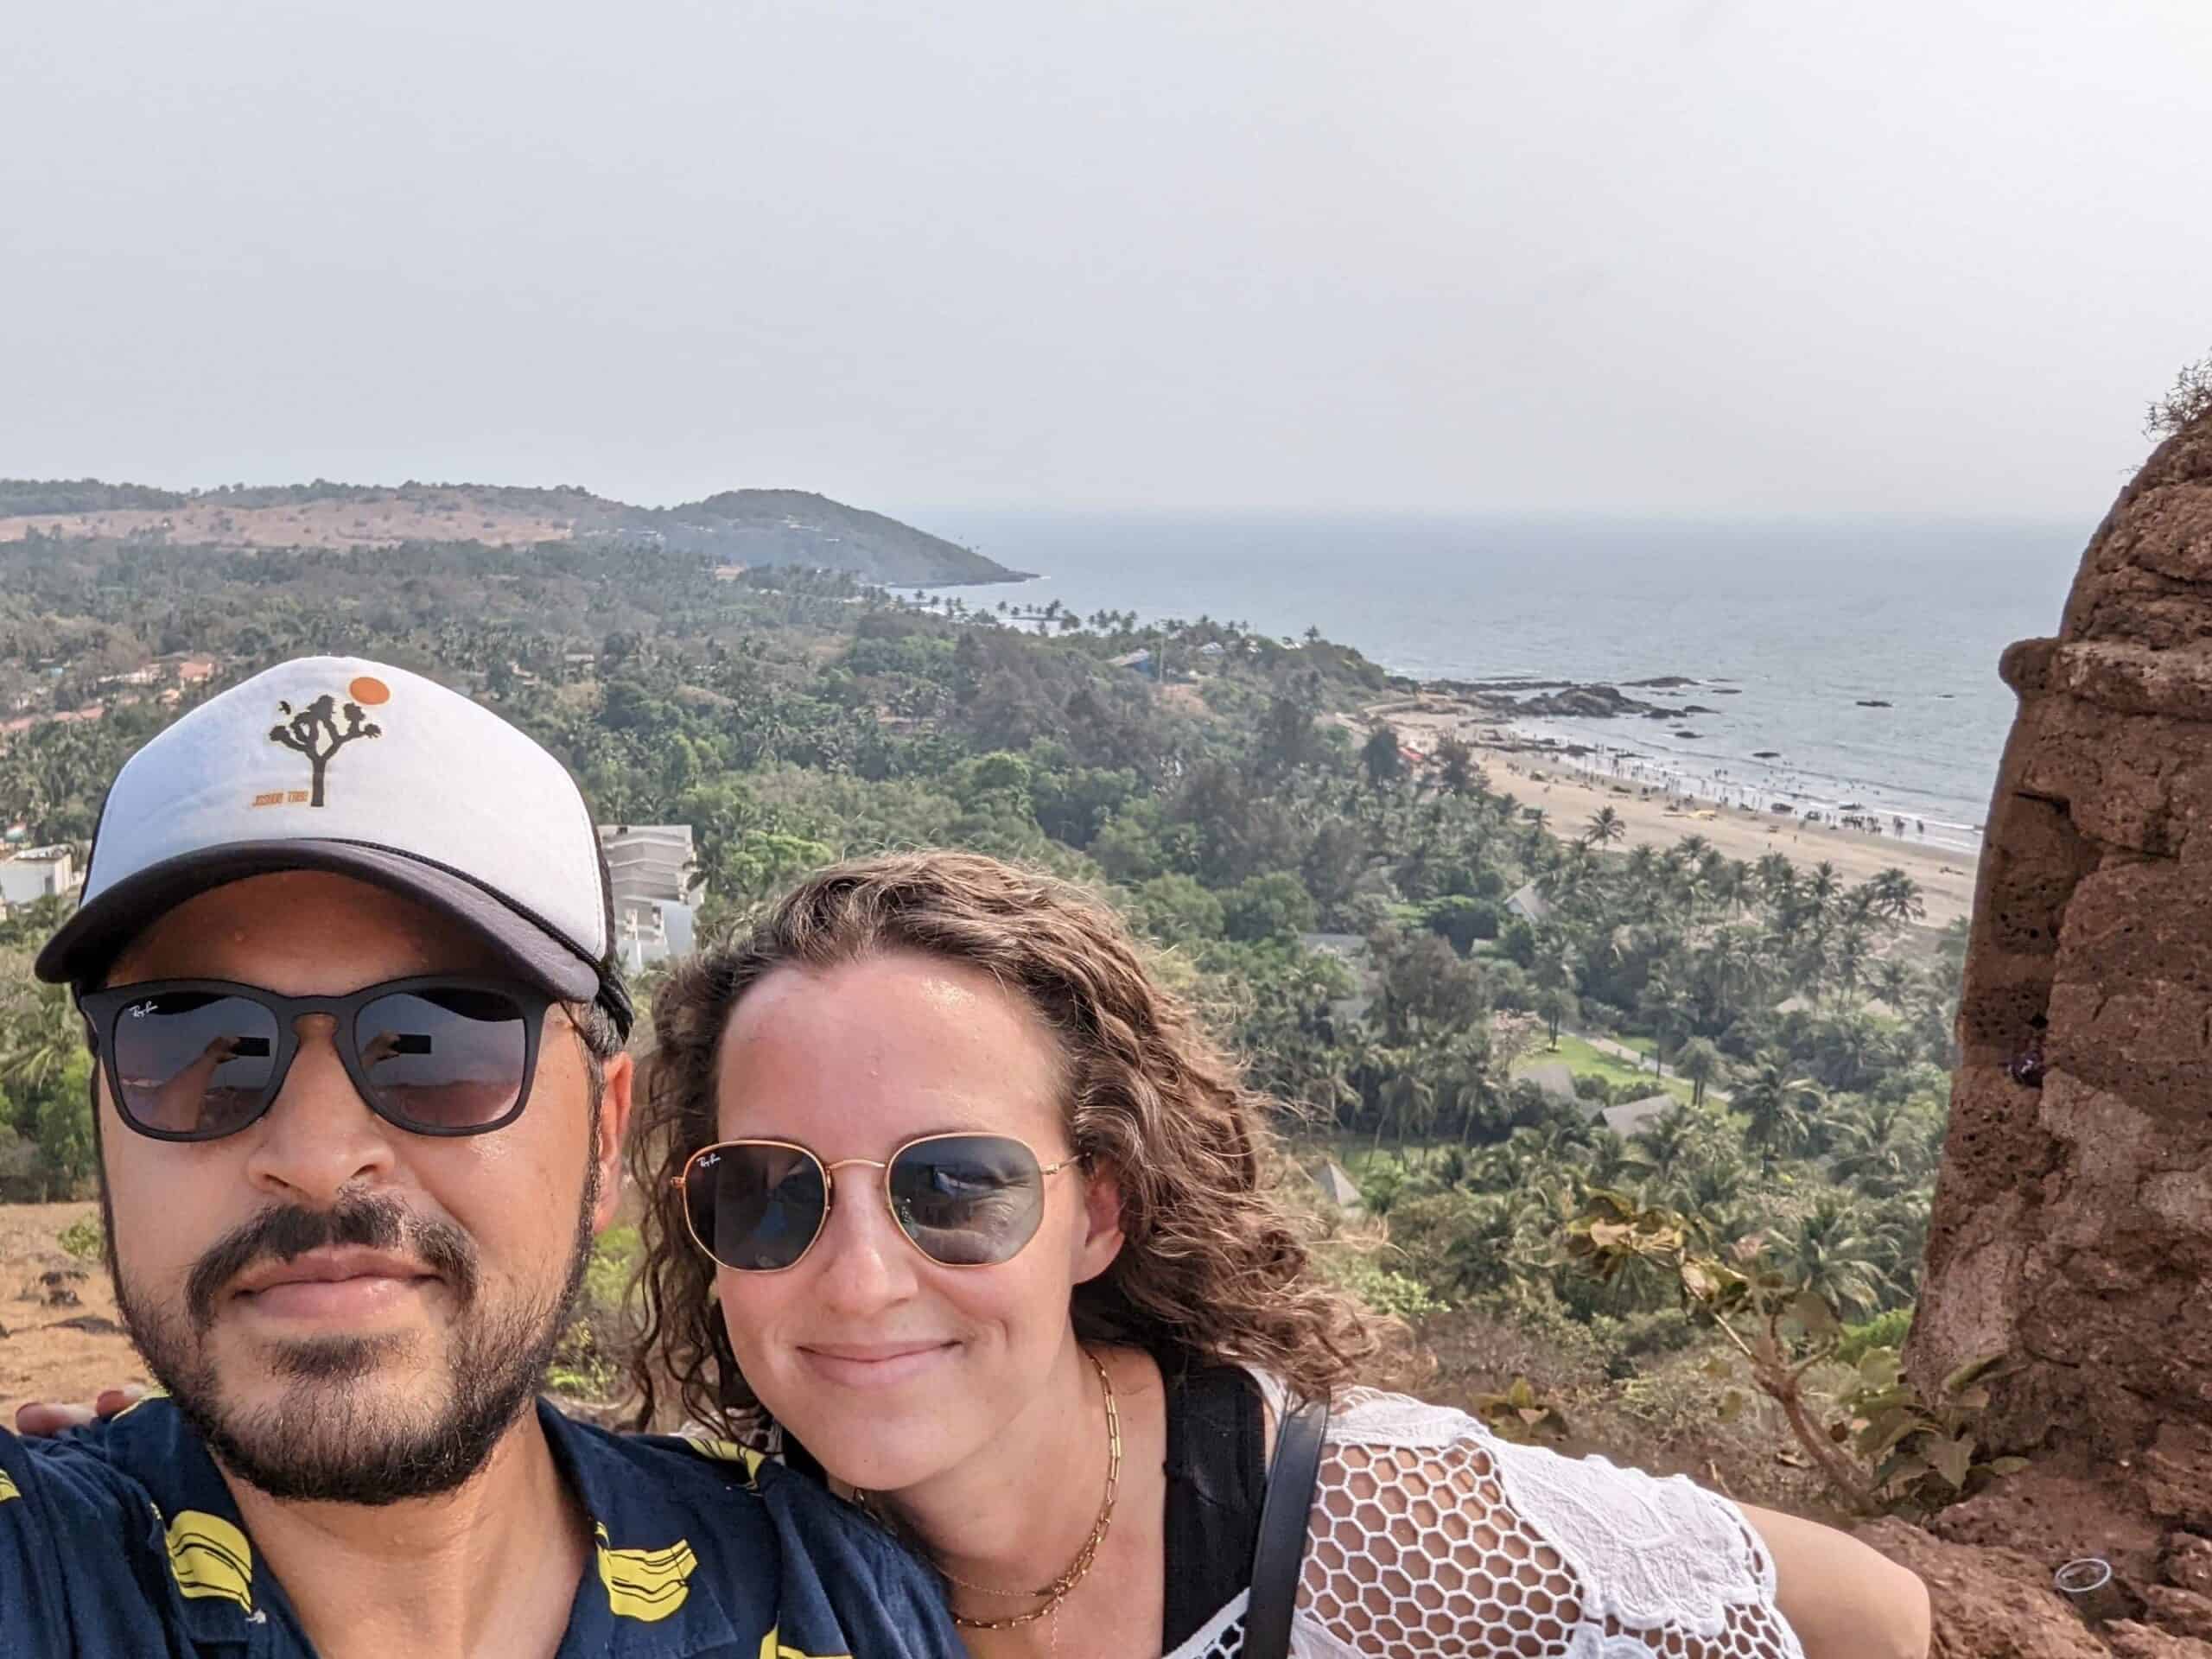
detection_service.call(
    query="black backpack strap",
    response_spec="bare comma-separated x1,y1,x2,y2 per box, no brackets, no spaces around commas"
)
1244,1395,1329,1659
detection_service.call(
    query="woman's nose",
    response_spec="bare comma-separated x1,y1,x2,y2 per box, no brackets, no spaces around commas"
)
810,1172,923,1313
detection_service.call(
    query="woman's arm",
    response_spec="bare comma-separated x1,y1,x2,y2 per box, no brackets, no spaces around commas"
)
1737,1502,1931,1659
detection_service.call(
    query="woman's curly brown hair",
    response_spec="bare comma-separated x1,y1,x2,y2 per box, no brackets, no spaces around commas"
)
627,849,1375,1439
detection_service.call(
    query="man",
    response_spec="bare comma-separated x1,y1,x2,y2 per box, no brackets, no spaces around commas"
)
0,657,963,1658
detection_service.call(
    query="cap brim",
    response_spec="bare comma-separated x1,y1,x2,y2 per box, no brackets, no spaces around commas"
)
36,839,603,1005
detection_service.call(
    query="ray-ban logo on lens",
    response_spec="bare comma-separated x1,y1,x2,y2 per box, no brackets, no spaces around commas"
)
127,1000,158,1019
258,676,389,808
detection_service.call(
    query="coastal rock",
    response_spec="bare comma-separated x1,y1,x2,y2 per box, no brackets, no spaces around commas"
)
1910,406,2212,1643
1508,683,1672,720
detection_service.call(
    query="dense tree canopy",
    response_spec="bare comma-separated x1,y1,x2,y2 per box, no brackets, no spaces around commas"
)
0,530,1957,1479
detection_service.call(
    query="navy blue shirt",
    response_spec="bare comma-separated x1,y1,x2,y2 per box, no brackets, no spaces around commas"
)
0,1395,964,1657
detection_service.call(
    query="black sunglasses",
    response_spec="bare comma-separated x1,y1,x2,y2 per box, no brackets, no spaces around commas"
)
79,976,556,1142
673,1134,1079,1273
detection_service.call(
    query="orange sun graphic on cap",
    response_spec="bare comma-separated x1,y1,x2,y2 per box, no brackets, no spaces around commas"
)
348,677,391,706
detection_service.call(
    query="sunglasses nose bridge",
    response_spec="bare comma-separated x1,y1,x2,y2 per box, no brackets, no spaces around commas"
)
818,1155,890,1190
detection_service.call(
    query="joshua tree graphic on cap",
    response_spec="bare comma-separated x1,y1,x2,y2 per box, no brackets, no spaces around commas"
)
268,695,381,807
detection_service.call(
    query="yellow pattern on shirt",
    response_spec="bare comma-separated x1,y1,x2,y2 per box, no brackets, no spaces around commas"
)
757,1630,849,1659
595,1521,697,1622
684,1436,766,1481
167,1510,254,1613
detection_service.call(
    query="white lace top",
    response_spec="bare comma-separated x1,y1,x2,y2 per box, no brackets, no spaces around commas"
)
1166,1380,1807,1659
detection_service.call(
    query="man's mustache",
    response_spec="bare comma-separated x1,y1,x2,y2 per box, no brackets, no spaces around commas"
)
187,1194,479,1332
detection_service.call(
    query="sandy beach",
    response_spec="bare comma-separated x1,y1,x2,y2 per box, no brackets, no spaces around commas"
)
1369,704,1980,931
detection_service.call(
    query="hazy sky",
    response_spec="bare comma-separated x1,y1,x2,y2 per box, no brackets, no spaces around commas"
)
3,1,2206,518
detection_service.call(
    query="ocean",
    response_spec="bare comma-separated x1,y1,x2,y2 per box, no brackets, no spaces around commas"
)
916,512,2090,853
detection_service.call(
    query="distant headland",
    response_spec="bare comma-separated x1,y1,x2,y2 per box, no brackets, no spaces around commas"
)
0,478,1027,588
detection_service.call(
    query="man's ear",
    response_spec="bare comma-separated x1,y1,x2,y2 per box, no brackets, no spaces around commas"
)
592,1051,635,1234
1071,1159,1126,1286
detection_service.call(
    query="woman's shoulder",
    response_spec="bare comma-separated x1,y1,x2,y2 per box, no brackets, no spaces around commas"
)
1270,1382,1806,1658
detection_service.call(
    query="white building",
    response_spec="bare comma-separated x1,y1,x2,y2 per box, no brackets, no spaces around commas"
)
1315,1160,1365,1215
0,845,75,907
1504,880,1553,925
596,824,702,971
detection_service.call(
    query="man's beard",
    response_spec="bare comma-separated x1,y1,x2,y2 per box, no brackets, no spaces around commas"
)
107,1159,598,1507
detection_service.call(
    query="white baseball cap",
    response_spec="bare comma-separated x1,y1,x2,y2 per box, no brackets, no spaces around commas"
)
36,655,632,1035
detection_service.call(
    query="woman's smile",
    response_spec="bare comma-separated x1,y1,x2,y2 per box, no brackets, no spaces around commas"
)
797,1340,962,1390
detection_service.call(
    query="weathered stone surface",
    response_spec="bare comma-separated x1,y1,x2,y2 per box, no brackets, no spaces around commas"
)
2165,1535,2212,1599
2140,1589,2212,1643
1930,1463,2164,1594
1858,1518,2108,1657
2143,1425,2212,1533
2105,1626,2212,1659
1912,412,2212,1510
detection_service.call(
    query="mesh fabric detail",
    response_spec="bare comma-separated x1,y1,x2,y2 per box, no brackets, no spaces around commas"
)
1165,1387,1804,1659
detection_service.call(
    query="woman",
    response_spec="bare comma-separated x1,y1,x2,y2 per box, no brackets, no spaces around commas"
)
631,849,1930,1659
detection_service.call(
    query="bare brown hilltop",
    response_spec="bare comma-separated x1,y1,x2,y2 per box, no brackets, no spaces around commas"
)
0,479,1024,588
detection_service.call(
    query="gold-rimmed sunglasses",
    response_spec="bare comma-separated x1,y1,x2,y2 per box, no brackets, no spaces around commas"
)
672,1133,1081,1273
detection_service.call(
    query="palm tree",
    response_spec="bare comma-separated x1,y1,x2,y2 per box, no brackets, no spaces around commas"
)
1805,861,1842,923
1539,986,1578,1050
0,979,80,1095
1583,806,1625,848
1670,1152,1752,1249
1580,1128,1638,1191
1629,1106,1703,1186
1624,842,1661,889
1734,1051,1822,1173
1636,969,1696,1071
1828,1098,1924,1198
1771,1195,1898,1316
1826,925,1874,1001
1753,852,1797,907
1675,1036,1725,1107
1713,859,1755,917
1694,925,1766,1027
1521,817,1555,868
1867,868,1927,926
1810,1008,1889,1090
1361,728,1405,791
1871,956,1916,1014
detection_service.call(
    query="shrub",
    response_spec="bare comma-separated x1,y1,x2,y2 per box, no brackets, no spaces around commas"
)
586,1225,639,1313
1320,1251,1448,1324
2147,349,2212,439
1222,871,1319,944
57,1215,103,1262
1419,895,1501,953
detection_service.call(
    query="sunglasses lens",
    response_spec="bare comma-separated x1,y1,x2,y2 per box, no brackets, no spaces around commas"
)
688,1145,828,1271
109,991,281,1139
888,1135,1047,1267
354,986,530,1133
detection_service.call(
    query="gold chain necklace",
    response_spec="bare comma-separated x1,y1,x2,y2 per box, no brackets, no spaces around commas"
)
928,1348,1122,1632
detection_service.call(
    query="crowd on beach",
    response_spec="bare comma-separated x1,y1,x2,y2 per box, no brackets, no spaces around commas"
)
1526,743,1985,856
